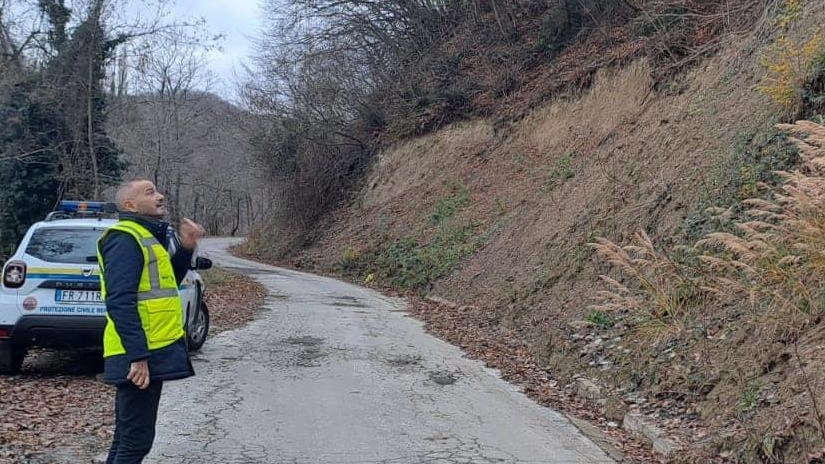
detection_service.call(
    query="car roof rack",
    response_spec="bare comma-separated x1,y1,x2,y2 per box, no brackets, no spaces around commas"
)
45,201,119,222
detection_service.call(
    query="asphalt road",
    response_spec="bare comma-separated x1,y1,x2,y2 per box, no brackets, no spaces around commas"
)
145,237,614,464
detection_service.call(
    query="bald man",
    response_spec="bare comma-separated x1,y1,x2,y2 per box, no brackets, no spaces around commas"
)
97,179,205,463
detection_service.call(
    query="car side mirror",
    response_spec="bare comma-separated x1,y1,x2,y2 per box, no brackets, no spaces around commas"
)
194,257,212,270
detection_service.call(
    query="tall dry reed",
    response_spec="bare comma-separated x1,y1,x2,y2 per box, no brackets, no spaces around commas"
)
696,121,825,323
590,231,705,322
592,121,825,333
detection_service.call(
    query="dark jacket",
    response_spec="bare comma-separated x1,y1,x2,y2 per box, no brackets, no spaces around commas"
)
99,213,195,385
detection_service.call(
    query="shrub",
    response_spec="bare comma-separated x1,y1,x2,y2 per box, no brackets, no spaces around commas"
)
586,310,615,329
339,246,363,272
546,152,576,189
756,34,825,117
372,223,480,292
679,129,799,242
801,52,825,118
778,0,802,29
537,3,583,52
431,183,469,224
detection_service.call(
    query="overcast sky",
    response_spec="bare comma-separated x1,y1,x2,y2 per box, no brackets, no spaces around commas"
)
5,0,262,98
167,0,262,97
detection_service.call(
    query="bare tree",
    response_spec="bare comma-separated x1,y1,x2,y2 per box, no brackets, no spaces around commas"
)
108,25,265,236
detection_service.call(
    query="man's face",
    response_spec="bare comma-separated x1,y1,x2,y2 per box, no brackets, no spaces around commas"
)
124,181,165,219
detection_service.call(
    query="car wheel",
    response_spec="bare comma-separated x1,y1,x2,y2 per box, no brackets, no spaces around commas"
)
0,342,26,375
187,300,209,352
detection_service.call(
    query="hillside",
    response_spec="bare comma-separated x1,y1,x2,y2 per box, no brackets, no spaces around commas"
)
106,92,267,236
243,1,825,462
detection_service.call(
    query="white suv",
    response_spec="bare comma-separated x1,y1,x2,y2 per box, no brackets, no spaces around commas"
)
0,201,211,374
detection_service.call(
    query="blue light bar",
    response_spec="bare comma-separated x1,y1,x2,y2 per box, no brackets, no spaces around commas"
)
57,201,107,213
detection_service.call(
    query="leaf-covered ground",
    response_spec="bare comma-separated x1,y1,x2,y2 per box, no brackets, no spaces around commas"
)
0,269,266,464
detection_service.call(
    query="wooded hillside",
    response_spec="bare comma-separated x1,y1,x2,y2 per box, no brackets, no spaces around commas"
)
241,0,782,247
0,0,262,253
241,1,825,462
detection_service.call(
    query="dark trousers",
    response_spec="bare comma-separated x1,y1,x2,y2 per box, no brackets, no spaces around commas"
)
106,381,164,464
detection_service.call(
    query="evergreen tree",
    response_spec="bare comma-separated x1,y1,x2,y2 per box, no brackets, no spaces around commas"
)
0,80,63,254
0,0,126,253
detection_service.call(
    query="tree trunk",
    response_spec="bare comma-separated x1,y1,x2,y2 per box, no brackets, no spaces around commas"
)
193,193,199,223
246,193,254,232
86,4,101,199
173,171,181,224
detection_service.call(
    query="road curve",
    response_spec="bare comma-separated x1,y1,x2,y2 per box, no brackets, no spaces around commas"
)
145,237,614,464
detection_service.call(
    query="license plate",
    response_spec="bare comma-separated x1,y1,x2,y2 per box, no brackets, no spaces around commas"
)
55,289,102,304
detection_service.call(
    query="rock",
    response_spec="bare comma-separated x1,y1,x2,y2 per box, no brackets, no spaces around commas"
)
567,416,625,462
652,436,680,456
623,412,680,457
604,396,628,421
576,378,603,402
424,295,458,309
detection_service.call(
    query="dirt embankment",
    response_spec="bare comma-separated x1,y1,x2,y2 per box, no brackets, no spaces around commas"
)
258,2,825,462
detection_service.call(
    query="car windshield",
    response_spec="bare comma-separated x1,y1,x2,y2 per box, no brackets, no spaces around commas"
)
25,228,105,264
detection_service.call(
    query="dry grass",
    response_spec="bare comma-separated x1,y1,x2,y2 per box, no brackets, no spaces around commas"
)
696,121,825,331
593,121,825,329
525,60,654,159
590,231,704,323
362,120,495,209
591,121,825,460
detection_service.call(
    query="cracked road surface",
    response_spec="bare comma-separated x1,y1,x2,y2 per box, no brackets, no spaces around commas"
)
146,238,614,464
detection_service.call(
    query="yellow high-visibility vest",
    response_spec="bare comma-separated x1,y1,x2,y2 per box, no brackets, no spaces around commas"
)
97,220,184,358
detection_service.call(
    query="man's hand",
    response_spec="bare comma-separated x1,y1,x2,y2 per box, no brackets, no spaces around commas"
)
179,218,205,251
127,360,150,389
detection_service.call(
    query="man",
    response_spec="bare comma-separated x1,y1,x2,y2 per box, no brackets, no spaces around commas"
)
97,179,205,463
